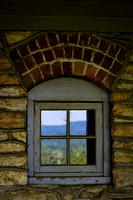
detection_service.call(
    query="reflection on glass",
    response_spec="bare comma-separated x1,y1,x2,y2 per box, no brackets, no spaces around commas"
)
87,110,95,136
70,110,87,136
70,139,87,165
41,110,67,136
41,139,67,165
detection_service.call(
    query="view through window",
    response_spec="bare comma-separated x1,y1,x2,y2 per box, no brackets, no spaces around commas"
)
41,110,96,166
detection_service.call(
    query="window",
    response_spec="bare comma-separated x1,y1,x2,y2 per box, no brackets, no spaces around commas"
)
28,78,110,184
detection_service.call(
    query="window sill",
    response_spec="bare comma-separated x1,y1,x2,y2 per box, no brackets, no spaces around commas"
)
29,177,111,185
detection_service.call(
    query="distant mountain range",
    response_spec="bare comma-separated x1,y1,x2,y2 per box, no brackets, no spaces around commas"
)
41,121,87,136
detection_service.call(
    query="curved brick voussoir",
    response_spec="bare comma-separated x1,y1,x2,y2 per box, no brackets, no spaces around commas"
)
9,32,127,91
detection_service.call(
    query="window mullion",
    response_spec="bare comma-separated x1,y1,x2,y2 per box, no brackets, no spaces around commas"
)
67,110,70,166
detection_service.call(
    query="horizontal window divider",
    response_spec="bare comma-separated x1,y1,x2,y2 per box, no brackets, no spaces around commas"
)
40,136,96,139
35,172,103,177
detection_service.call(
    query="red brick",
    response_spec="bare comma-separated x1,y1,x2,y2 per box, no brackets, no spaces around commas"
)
74,62,85,76
18,45,29,57
28,40,39,52
63,62,72,76
10,49,20,62
83,49,93,62
103,74,115,89
21,73,34,90
79,34,89,46
110,61,122,75
95,69,108,84
24,56,35,69
85,64,97,80
64,46,72,58
59,32,68,44
40,64,52,80
117,49,126,62
31,68,43,85
108,44,119,57
54,46,64,58
93,52,104,65
102,56,113,70
73,47,82,59
51,61,62,77
99,40,109,53
43,49,54,62
48,33,58,46
89,37,99,48
69,33,78,44
33,52,44,64
38,34,49,49
16,61,27,74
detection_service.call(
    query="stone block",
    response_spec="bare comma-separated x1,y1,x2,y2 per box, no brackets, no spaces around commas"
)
0,131,8,141
64,194,73,200
117,83,133,90
79,186,105,199
113,104,133,117
0,171,27,185
0,87,26,97
110,93,131,102
113,151,133,164
121,65,133,81
12,131,26,143
113,141,133,151
111,126,133,137
0,142,25,153
5,31,37,45
1,190,58,200
0,154,27,168
0,99,27,111
0,56,11,70
0,74,19,85
113,168,133,187
0,112,25,128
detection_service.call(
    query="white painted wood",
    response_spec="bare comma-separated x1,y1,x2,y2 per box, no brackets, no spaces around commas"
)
29,177,111,185
28,78,110,184
28,78,108,101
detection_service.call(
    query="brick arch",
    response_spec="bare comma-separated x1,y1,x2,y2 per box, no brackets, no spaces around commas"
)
9,32,127,91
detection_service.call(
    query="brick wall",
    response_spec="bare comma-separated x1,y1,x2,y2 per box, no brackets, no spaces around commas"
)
0,31,133,200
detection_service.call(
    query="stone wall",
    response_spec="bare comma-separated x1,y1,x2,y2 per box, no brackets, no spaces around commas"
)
0,31,133,200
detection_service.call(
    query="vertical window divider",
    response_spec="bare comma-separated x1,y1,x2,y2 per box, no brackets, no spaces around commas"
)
67,109,70,166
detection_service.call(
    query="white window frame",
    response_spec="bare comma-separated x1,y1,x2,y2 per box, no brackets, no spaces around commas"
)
28,78,111,185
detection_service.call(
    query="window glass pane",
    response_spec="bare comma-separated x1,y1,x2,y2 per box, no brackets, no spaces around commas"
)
41,110,67,136
87,138,96,165
70,139,87,165
87,110,95,136
70,110,87,136
41,139,67,165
